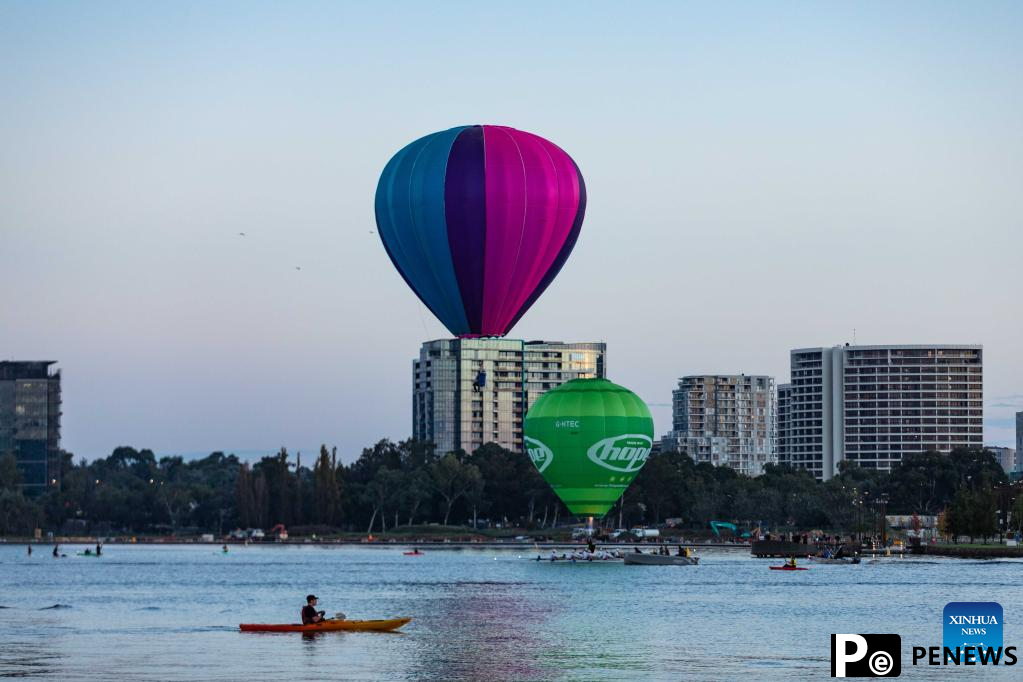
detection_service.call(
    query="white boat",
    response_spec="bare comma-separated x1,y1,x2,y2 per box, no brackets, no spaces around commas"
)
624,553,699,566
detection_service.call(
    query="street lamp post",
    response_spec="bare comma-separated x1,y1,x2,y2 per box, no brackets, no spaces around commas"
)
879,494,890,547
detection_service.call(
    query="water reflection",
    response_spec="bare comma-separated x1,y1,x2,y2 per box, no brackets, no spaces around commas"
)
1,546,1021,681
409,577,556,681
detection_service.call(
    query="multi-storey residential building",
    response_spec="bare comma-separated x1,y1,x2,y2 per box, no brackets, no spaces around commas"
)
782,345,983,480
777,383,792,466
0,361,62,494
413,339,605,455
661,375,776,476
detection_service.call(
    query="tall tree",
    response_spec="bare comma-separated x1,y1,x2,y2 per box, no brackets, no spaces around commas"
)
235,463,257,528
362,467,402,534
313,445,341,526
430,453,482,525
0,453,22,491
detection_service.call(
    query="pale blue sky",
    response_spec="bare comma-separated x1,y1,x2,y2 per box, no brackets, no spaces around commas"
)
2,1,1021,459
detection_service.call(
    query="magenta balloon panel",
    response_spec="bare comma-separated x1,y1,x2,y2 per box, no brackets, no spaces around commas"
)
375,125,586,338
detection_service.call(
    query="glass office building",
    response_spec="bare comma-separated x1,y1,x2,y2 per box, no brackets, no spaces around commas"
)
413,339,605,454
0,361,62,494
1017,412,1023,474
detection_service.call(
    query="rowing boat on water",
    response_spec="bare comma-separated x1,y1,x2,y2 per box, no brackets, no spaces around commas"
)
535,552,622,562
623,553,699,566
239,618,411,633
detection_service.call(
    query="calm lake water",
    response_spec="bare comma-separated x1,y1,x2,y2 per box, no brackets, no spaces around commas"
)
1,544,1020,680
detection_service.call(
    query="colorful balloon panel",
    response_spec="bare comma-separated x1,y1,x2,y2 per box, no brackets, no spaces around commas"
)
375,125,586,338
524,378,654,516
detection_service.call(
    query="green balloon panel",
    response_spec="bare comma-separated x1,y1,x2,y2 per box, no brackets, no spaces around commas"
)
524,378,654,516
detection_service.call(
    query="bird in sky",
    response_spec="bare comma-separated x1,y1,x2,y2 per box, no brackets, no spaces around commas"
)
295,266,302,271
238,232,246,237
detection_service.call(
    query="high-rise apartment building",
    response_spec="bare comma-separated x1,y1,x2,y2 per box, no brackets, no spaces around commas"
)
777,383,792,465
0,361,62,494
413,339,605,455
783,345,983,480
661,375,776,476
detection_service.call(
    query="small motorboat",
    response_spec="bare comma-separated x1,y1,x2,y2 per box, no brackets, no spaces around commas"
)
624,553,699,566
239,618,412,633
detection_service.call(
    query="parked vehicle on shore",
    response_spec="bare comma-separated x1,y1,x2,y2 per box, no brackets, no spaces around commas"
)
630,527,660,539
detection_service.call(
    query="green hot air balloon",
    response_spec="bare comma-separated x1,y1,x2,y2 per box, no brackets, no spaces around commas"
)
524,378,654,516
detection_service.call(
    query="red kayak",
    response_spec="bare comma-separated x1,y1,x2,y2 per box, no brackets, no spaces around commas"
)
240,618,411,633
403,551,424,556
770,565,809,571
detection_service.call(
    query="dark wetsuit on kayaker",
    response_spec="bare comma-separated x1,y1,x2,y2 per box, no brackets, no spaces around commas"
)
302,595,326,625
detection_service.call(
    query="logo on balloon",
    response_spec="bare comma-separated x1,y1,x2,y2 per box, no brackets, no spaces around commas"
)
586,435,653,473
525,437,554,473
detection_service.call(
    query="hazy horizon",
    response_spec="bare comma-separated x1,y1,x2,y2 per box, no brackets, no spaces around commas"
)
3,2,1021,461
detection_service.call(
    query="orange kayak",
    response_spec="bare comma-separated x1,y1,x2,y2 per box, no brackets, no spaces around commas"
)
239,618,411,633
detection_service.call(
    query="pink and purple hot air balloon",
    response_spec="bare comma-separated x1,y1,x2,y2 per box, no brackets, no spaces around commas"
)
374,125,585,338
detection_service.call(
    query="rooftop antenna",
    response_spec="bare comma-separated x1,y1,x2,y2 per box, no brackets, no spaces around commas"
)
853,328,857,345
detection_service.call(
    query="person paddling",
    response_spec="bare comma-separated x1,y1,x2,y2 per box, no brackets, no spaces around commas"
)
302,595,327,625
53,544,59,558
96,543,102,557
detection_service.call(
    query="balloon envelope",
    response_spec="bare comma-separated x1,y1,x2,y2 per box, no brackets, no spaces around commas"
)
375,125,586,338
524,378,653,516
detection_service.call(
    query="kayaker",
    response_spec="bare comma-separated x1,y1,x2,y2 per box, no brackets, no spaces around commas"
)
53,544,59,558
96,543,102,556
222,544,228,553
302,595,327,625
27,545,32,557
786,556,797,568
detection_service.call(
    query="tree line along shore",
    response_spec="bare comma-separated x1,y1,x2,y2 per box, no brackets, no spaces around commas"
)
1,442,1018,545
